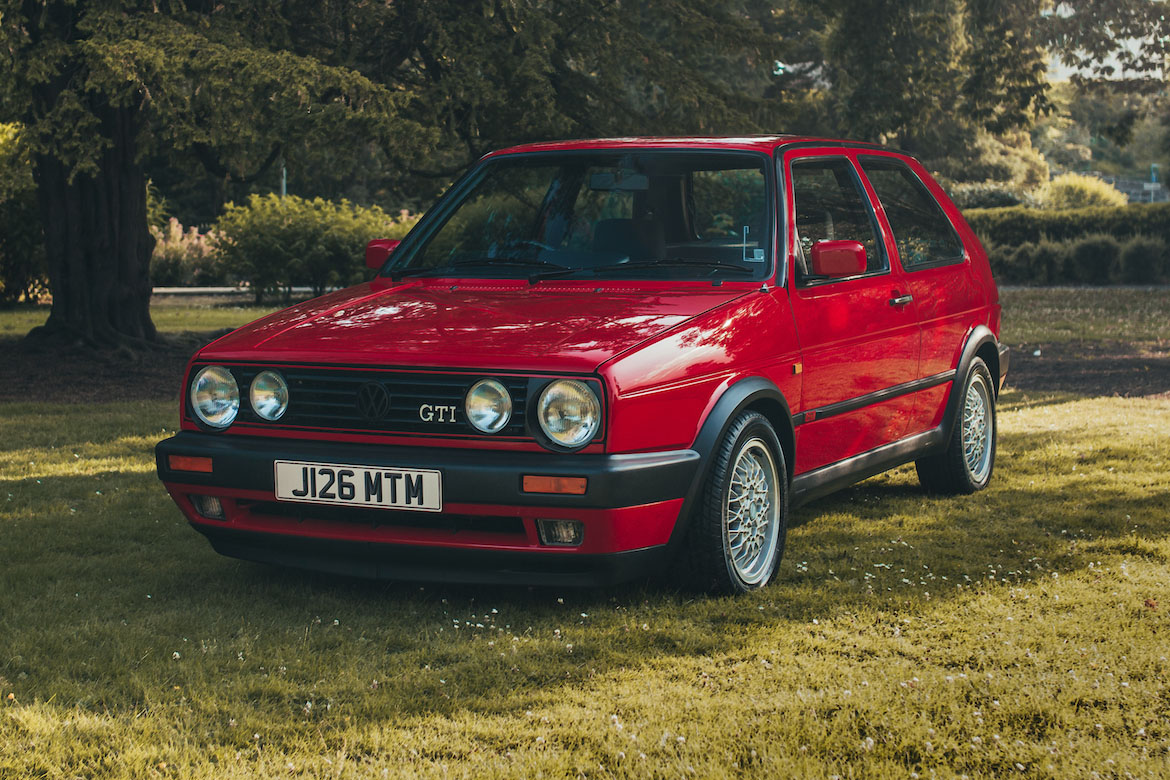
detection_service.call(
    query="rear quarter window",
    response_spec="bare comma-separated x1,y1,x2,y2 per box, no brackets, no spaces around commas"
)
860,157,965,270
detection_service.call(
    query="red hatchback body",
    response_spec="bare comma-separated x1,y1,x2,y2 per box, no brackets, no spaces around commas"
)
156,136,1009,593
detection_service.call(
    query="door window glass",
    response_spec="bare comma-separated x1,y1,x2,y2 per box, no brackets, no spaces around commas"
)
860,157,964,269
789,157,885,283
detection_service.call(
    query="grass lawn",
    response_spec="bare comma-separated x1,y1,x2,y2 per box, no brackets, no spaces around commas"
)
2,289,1169,778
0,300,281,339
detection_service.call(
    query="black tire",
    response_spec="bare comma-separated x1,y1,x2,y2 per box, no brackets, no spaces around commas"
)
688,411,788,594
916,357,997,495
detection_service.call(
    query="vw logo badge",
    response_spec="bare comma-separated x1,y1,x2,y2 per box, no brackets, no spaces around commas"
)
356,382,392,421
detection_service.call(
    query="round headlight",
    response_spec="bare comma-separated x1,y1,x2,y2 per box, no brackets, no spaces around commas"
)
190,365,239,429
537,379,600,448
465,378,512,434
250,370,289,421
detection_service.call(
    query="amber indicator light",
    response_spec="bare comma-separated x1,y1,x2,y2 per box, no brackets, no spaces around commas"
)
169,455,214,473
522,475,587,495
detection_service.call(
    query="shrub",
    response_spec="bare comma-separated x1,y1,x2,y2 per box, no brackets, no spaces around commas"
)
948,181,1037,210
212,195,418,303
1038,173,1128,210
966,203,1170,251
1032,239,1073,285
1067,234,1120,284
150,218,226,287
1119,236,1167,284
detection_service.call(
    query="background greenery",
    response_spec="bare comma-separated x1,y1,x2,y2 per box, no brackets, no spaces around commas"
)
2,2,1168,316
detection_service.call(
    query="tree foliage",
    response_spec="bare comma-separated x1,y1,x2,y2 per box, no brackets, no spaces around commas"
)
2,0,1169,343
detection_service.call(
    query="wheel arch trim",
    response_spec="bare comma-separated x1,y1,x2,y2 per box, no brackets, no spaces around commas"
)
942,325,1000,445
667,376,794,549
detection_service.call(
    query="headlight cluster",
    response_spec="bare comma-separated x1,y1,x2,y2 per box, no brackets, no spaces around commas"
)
465,379,512,433
537,379,601,448
464,377,601,448
190,366,288,429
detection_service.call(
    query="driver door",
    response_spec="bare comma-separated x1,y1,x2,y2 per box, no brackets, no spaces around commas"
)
785,152,921,474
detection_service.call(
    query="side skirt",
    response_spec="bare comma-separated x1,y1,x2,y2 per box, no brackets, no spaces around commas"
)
790,427,947,508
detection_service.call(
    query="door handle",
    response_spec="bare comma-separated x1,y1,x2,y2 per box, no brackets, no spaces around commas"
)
889,293,913,306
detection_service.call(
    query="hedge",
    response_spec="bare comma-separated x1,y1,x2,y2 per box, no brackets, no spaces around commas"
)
965,202,1170,249
966,203,1170,285
212,194,418,303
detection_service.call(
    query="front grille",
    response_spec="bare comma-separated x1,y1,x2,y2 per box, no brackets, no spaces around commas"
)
220,366,529,436
243,501,525,535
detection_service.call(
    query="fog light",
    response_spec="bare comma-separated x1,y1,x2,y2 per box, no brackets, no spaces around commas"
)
191,494,225,520
536,519,584,546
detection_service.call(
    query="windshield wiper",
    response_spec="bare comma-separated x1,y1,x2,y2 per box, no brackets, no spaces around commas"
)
529,256,758,283
392,256,571,281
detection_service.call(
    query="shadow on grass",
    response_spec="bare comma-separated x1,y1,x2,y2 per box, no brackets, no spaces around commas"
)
1,404,1167,725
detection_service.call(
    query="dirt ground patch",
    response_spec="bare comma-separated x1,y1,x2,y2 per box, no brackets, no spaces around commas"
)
0,331,223,404
1,332,1167,404
1007,340,1170,399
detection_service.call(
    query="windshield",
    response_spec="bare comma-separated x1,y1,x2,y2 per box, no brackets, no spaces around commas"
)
388,151,773,281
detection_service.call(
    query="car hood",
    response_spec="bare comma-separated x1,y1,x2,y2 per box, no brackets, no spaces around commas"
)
198,280,750,373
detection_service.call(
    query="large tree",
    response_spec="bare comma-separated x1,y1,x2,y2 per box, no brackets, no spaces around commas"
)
0,1,421,346
1,1,789,344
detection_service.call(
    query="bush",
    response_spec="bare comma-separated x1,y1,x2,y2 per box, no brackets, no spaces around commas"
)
1069,234,1121,284
212,195,418,303
150,218,226,287
967,202,1170,251
1038,173,1128,210
947,182,1037,210
1119,236,1167,284
1032,239,1074,284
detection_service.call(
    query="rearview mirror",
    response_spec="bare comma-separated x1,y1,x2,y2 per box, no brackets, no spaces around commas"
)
810,240,866,278
589,172,649,191
366,238,401,270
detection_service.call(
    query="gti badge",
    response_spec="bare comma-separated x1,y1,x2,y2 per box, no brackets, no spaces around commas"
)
419,404,458,423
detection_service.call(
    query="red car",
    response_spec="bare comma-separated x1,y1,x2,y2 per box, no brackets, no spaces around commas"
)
156,136,1008,593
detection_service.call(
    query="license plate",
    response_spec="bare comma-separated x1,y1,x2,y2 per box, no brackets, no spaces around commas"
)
273,460,442,512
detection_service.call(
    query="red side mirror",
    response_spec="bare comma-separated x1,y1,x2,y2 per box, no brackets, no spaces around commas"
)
365,238,401,270
810,240,867,278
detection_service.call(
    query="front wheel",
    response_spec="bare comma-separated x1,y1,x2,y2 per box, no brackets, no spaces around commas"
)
916,357,997,494
688,411,788,594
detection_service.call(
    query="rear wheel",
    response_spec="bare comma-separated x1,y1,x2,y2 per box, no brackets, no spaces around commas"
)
689,411,788,594
916,357,996,494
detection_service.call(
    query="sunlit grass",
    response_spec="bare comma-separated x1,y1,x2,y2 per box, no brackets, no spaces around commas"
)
1,392,1168,778
0,302,280,338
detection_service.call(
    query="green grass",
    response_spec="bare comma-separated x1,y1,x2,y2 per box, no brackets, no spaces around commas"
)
999,287,1170,344
0,301,280,338
2,289,1170,777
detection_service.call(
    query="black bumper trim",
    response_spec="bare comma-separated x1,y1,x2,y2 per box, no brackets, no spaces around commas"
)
196,526,667,586
156,432,698,510
997,343,1010,392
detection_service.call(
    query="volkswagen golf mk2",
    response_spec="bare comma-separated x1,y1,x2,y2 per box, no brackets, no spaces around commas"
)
156,136,1009,594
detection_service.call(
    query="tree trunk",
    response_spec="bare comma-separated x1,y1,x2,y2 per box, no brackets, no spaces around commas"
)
30,104,157,347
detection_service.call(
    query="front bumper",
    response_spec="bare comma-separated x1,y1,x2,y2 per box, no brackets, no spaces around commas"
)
156,432,698,585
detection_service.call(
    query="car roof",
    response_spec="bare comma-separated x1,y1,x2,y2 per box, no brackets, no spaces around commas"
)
486,135,894,158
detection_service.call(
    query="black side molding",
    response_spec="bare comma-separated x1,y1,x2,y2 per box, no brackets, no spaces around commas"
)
792,370,954,426
791,428,946,507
